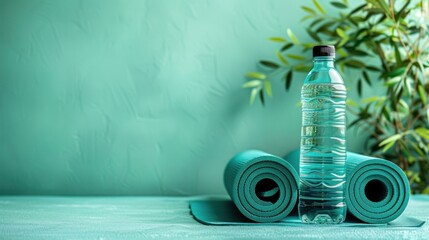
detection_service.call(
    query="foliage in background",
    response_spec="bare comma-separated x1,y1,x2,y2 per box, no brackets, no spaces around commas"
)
244,0,429,193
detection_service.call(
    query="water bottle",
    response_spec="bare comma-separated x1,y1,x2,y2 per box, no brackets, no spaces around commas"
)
299,45,347,224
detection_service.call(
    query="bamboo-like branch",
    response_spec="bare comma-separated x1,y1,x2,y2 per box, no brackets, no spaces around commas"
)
390,0,415,63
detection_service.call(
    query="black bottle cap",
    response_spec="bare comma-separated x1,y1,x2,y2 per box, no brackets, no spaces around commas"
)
313,45,335,57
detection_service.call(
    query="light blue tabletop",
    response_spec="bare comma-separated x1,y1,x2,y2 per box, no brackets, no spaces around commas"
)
0,195,428,239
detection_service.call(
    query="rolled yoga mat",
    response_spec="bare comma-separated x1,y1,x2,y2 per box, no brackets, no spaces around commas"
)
223,150,299,222
346,152,410,223
284,149,411,224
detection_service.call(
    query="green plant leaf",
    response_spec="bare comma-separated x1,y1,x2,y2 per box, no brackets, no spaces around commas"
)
246,72,266,80
376,0,392,18
375,96,386,108
358,104,371,120
259,89,265,106
384,19,395,28
335,28,349,47
382,140,396,152
394,44,402,65
345,59,366,68
293,64,312,72
398,0,411,18
414,61,426,77
348,3,366,16
382,105,391,121
366,66,381,72
242,80,262,88
286,54,306,60
301,15,315,22
379,134,402,147
363,71,371,86
367,0,391,18
301,15,314,22
301,6,316,15
403,77,412,96
285,70,293,90
313,0,326,14
331,1,348,9
269,37,287,42
346,99,359,107
384,76,401,87
280,43,294,52
350,16,365,25
337,48,348,57
388,67,406,77
347,48,368,56
415,128,429,140
336,28,347,38
260,60,280,69
287,28,300,45
398,99,409,113
338,37,348,47
264,80,272,97
365,6,385,15
250,87,260,105
357,79,362,96
418,85,427,105
276,51,289,66
309,18,322,28
315,20,336,32
362,96,380,104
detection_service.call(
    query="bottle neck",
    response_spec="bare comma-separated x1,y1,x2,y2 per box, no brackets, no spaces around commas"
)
313,56,335,68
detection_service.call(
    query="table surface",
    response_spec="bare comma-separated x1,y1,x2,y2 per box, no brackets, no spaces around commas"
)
0,195,428,240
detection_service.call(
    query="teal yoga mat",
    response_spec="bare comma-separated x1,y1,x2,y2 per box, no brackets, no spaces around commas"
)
283,149,411,224
346,152,410,223
223,150,299,222
190,198,424,227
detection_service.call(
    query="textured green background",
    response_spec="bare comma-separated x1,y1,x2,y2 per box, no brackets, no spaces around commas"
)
0,0,372,195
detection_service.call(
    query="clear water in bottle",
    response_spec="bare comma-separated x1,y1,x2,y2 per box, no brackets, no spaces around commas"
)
299,45,347,224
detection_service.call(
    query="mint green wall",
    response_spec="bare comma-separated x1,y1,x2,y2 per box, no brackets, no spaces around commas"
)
0,0,365,195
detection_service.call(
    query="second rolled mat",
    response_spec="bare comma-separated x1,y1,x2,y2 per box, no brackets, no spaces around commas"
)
284,149,410,224
346,152,410,223
224,150,299,222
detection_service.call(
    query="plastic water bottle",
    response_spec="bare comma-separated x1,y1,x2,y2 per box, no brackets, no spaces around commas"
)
299,45,347,224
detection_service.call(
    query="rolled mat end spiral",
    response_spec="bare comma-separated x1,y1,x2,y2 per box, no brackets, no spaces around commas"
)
346,153,410,224
223,150,299,222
